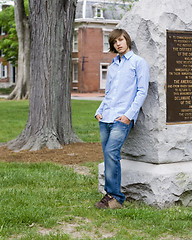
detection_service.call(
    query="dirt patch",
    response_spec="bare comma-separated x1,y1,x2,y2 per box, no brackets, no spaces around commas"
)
0,142,103,165
67,165,94,175
37,216,115,239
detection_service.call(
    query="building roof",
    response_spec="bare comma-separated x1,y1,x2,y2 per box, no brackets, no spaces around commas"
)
76,0,131,20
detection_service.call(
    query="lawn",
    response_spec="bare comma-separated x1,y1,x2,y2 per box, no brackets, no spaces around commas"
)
0,161,192,240
0,99,101,143
0,99,192,240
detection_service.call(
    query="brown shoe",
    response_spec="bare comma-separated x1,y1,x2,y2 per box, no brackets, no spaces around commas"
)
95,194,122,209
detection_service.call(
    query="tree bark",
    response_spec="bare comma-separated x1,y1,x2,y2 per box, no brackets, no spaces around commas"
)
8,0,81,151
8,0,30,100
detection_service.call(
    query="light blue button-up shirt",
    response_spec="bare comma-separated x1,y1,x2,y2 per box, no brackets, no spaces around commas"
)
95,50,149,124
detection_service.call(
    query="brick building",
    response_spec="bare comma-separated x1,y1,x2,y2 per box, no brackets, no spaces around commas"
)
0,34,16,88
0,0,129,91
72,0,129,92
0,2,16,88
0,41,16,88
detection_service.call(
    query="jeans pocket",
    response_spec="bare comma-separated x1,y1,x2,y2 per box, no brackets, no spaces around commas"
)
117,120,129,127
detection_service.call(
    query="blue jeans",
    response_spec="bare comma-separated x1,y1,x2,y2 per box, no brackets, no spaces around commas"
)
99,120,133,205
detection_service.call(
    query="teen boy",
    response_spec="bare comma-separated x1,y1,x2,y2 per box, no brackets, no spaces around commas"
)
95,29,149,209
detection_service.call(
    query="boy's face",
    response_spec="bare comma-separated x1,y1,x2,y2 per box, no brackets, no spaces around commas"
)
113,34,130,56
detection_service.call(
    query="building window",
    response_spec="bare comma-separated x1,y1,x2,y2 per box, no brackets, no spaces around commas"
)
0,50,5,57
93,4,104,18
0,63,7,78
73,31,78,52
0,27,6,36
72,62,78,83
103,33,109,52
9,64,16,83
96,8,102,18
100,63,109,89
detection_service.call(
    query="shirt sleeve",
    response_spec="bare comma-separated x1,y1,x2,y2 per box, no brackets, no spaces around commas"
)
124,58,149,120
95,75,111,117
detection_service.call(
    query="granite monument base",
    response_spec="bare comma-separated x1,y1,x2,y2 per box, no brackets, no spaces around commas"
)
98,160,192,208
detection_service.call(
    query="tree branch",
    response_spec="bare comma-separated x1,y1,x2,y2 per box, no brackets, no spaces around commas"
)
14,0,27,39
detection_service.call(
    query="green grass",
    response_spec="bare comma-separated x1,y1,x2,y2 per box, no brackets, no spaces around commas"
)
0,99,192,239
0,87,14,95
0,99,101,143
0,162,192,240
0,100,29,143
71,100,101,142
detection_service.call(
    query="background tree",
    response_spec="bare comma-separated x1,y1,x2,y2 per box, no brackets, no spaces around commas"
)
9,0,30,99
0,0,30,99
8,0,80,151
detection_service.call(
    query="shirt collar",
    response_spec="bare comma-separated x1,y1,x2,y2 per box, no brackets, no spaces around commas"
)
113,50,134,64
124,50,134,60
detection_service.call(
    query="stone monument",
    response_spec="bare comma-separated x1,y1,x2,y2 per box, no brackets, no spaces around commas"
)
98,0,192,208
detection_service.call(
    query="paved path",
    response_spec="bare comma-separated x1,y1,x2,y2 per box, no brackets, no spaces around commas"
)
71,92,104,101
0,95,7,99
0,93,104,101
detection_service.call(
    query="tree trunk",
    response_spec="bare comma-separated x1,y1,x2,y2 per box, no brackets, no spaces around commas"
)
8,0,30,100
8,0,81,151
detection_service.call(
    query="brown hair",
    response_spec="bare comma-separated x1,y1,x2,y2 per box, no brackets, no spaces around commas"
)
108,29,132,53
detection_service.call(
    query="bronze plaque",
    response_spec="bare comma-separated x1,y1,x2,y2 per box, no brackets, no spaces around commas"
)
166,30,192,124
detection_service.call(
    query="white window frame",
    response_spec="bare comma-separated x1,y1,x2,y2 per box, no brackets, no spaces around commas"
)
72,31,78,52
96,8,102,18
72,59,78,83
0,63,7,78
100,63,109,89
9,63,16,83
0,49,5,57
0,27,6,36
103,32,110,52
93,4,104,18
